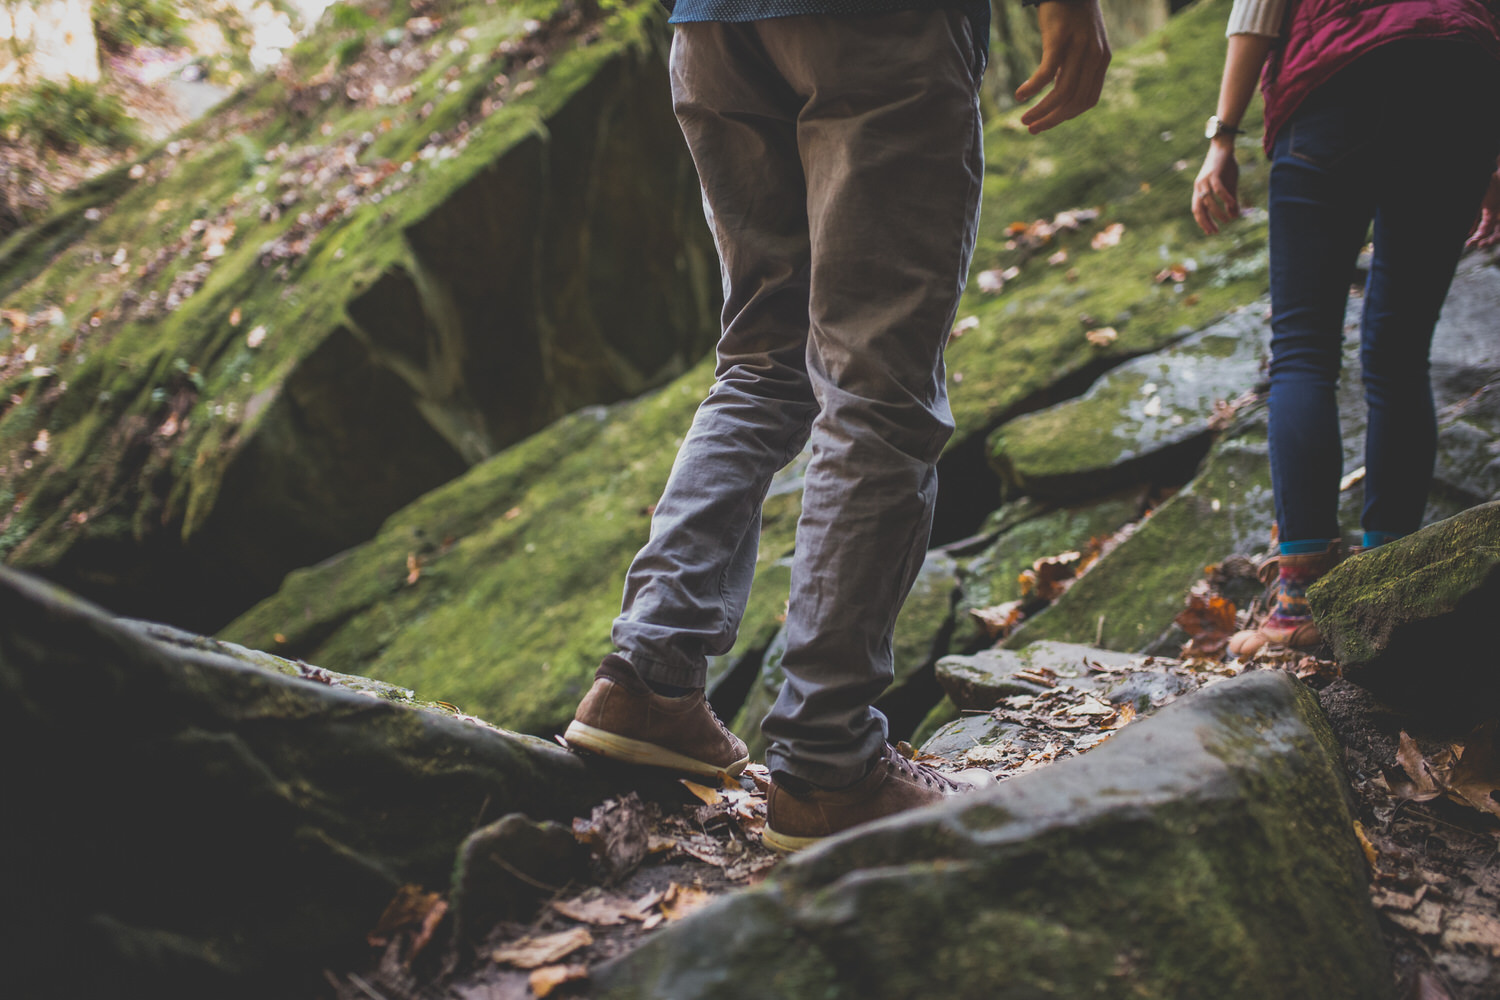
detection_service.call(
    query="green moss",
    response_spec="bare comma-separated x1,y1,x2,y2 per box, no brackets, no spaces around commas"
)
953,491,1142,650
1008,420,1276,651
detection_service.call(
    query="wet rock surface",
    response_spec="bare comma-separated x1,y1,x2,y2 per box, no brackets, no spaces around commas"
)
595,671,1391,1000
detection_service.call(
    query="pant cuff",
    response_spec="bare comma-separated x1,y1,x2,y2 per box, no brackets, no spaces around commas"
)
619,651,706,690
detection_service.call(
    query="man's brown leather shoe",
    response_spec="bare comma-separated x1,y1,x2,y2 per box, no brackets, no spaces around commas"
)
563,654,748,779
763,744,994,853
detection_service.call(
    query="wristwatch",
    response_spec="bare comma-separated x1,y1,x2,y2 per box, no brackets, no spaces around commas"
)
1205,115,1242,141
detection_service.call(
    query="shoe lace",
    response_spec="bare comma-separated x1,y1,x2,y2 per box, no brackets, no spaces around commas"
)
886,748,963,791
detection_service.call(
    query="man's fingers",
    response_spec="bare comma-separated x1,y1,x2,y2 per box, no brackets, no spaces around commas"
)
1025,47,1090,131
1015,48,1061,105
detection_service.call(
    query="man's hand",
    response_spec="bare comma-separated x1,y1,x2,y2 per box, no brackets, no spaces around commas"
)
1468,167,1500,249
1016,0,1111,134
1192,141,1240,235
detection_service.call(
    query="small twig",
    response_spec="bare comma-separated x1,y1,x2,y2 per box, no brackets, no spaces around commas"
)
490,853,563,893
346,972,389,1000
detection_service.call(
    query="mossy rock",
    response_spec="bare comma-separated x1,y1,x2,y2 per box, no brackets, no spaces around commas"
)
0,564,611,1000
988,303,1270,500
952,489,1144,651
0,0,717,631
596,670,1391,1000
1007,416,1277,651
1308,501,1500,716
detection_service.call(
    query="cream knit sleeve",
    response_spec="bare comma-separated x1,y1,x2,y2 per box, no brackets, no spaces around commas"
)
1226,0,1288,37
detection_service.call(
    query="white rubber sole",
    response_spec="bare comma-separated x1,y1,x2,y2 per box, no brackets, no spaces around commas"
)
562,720,747,780
760,827,825,854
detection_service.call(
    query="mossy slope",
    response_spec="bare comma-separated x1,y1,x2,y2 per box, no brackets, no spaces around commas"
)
220,0,1272,738
0,0,717,631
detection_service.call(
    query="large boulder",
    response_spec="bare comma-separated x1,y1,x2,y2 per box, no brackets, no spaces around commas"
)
0,0,718,632
595,670,1391,999
0,565,609,999
221,0,1277,737
1309,501,1500,715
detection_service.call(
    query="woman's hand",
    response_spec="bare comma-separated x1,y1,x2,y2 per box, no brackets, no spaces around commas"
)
1192,141,1241,235
1468,167,1500,249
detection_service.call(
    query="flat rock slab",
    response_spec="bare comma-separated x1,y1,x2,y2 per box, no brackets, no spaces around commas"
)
989,304,1270,500
0,566,609,999
935,640,1137,710
1309,500,1500,717
596,669,1390,999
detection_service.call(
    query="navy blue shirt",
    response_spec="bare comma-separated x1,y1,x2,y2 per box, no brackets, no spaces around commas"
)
662,0,997,60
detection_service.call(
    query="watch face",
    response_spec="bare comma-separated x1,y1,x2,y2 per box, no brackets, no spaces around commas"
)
1205,116,1221,139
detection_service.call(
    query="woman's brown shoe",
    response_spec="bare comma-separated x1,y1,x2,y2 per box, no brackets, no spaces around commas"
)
564,655,748,779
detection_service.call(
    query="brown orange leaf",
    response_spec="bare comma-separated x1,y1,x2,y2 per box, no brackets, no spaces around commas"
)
491,928,592,969
679,779,721,806
530,964,588,997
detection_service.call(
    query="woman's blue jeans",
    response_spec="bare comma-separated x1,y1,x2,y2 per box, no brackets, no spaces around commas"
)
1266,40,1500,543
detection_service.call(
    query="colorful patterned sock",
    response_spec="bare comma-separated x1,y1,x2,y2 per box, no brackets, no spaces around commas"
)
1362,530,1401,549
1266,540,1333,626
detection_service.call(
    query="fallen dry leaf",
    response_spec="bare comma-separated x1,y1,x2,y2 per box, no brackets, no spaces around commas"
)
529,963,588,997
1065,696,1114,717
970,600,1024,639
1446,720,1500,818
1440,910,1500,957
1372,883,1427,913
1386,899,1445,937
1352,820,1380,870
679,779,721,806
1090,222,1125,249
1020,550,1082,601
976,269,1005,294
1106,703,1137,730
1395,732,1444,802
551,892,647,927
368,884,446,948
572,793,653,882
492,927,592,969
658,883,714,923
1175,591,1237,658
1086,326,1118,347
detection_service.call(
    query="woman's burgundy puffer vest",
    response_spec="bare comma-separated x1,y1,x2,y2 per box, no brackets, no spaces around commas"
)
1262,0,1500,149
